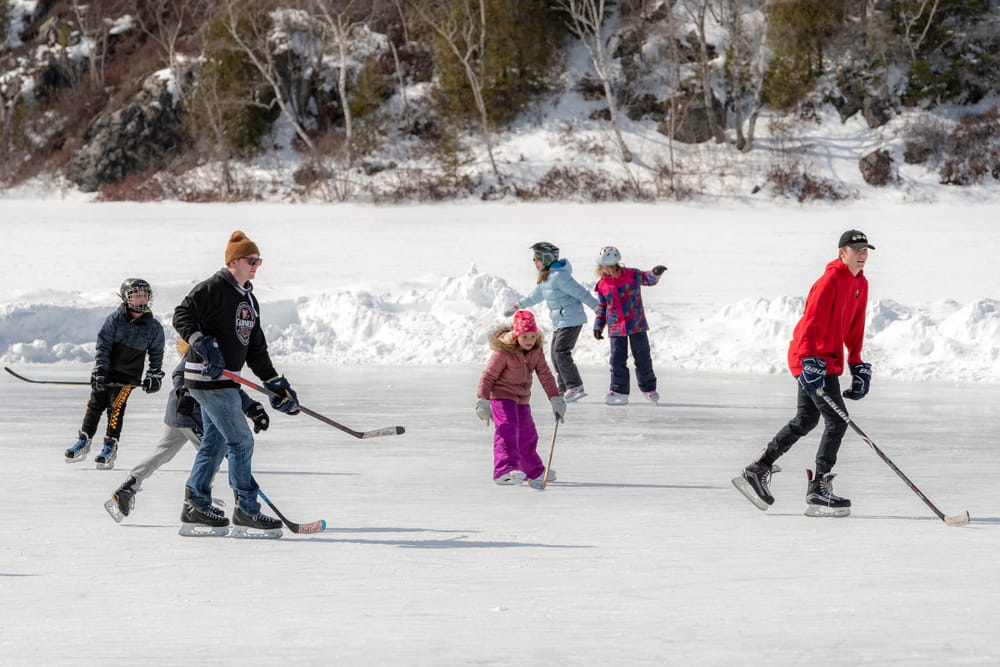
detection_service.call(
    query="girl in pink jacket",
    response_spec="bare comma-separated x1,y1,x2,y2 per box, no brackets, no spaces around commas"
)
476,311,567,487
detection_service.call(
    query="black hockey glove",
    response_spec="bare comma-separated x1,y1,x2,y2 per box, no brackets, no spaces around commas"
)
264,376,300,415
246,402,270,433
797,357,827,396
652,265,667,275
194,335,226,380
176,387,196,417
843,362,872,400
91,366,108,392
593,329,604,340
143,370,164,394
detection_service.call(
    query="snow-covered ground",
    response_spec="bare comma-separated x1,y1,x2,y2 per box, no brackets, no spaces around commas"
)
1,200,999,664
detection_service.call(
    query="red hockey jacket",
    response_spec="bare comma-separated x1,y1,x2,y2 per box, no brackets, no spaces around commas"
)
787,259,868,376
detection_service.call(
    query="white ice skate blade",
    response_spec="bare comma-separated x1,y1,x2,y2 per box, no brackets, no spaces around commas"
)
229,526,283,539
95,461,116,470
178,523,230,537
65,448,90,463
104,498,125,523
804,504,851,518
494,471,526,485
564,392,586,403
732,476,771,511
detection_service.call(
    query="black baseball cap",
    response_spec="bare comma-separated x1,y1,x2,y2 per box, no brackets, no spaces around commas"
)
839,229,875,250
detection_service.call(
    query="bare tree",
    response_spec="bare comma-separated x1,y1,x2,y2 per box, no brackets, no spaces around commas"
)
678,0,726,144
309,0,380,167
711,0,769,152
218,0,316,151
556,0,633,163
897,0,942,62
70,0,111,89
406,0,500,180
130,0,211,108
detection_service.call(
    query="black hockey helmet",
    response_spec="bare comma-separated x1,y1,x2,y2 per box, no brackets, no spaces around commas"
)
119,278,153,314
530,241,559,268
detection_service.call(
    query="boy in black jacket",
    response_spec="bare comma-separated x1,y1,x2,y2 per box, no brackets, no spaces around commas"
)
66,278,165,469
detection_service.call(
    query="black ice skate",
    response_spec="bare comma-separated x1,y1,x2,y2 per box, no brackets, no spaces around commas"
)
230,506,283,540
94,437,118,470
104,476,139,523
179,488,230,537
732,460,774,511
65,432,92,463
804,469,851,518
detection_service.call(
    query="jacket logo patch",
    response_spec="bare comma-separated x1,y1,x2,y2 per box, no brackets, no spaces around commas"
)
235,302,255,346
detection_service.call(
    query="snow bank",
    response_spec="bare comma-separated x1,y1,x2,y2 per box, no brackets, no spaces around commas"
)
4,266,999,383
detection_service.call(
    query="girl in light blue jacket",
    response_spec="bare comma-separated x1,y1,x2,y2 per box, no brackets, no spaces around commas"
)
506,242,599,402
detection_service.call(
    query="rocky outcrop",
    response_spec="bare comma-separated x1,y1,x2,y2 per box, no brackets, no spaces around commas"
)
66,72,190,192
860,149,895,186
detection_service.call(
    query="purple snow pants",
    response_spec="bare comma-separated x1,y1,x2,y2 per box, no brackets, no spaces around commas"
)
491,399,544,480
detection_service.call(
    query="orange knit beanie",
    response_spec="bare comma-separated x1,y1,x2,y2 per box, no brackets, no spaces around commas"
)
225,231,260,265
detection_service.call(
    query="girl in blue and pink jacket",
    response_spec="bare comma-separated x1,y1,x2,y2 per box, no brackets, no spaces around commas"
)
592,246,667,406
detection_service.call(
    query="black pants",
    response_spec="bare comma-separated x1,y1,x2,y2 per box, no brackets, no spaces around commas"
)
550,325,584,392
80,385,134,441
764,374,848,475
608,331,656,394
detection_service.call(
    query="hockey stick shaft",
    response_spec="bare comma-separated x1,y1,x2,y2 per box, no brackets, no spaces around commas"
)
816,389,969,526
541,420,559,489
256,487,326,534
221,370,404,439
4,366,133,387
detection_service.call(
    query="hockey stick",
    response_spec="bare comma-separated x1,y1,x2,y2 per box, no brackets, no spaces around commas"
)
221,370,405,439
4,366,134,387
816,389,970,527
541,420,559,489
257,488,326,534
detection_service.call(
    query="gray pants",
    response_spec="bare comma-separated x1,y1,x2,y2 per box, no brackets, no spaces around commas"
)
551,325,584,392
128,424,202,489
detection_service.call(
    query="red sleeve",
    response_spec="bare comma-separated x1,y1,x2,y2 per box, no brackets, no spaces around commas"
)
845,279,868,366
792,272,837,360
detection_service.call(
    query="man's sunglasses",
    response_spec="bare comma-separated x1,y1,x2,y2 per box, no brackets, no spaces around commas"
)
245,256,264,266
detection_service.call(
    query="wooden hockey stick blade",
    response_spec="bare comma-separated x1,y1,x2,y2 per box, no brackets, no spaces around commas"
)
221,370,405,439
258,489,326,534
944,511,971,527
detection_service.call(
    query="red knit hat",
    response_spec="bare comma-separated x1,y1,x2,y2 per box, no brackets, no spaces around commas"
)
511,310,538,339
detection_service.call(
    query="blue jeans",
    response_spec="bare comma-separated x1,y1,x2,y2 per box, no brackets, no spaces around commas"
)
187,387,260,514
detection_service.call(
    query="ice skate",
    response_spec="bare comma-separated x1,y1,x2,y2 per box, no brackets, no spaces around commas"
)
65,432,91,463
645,390,660,404
230,506,283,539
563,386,586,402
526,469,556,490
104,476,139,523
604,391,629,406
179,488,230,537
494,470,526,485
732,461,774,511
804,470,851,518
94,438,118,470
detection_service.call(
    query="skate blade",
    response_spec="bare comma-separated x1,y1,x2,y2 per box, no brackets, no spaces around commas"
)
732,476,771,511
229,526,282,539
95,462,115,470
65,449,90,463
564,392,587,403
804,504,851,518
178,523,230,537
104,498,125,523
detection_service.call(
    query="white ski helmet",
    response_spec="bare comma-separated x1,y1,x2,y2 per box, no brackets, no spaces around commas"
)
597,246,621,266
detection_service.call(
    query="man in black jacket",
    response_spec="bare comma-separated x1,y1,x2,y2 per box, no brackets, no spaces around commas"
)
173,231,300,538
